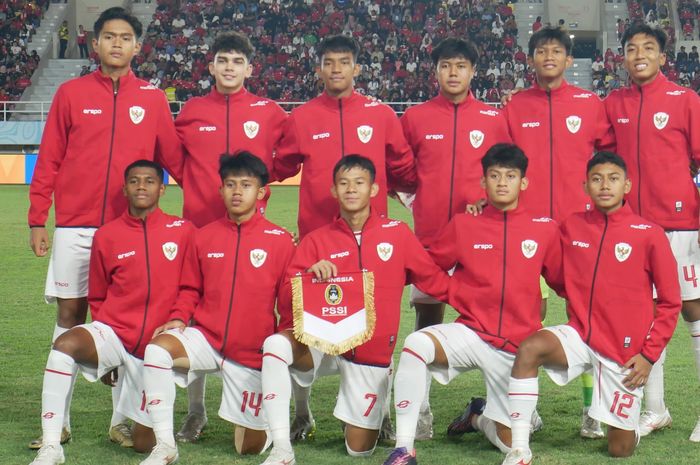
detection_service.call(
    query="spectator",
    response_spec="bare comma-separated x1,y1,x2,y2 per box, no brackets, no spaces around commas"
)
58,20,68,59
77,25,88,59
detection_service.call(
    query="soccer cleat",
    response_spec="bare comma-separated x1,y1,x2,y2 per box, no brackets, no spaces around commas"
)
175,412,207,443
108,422,134,447
139,443,179,465
501,447,532,465
638,409,672,436
379,415,396,441
530,410,543,434
446,397,486,437
690,416,700,442
28,428,71,450
580,410,604,439
415,408,433,440
29,444,65,465
260,446,296,465
382,447,417,465
290,415,316,441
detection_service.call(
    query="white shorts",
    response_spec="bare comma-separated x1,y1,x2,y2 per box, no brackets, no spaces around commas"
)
77,321,150,427
666,230,700,300
44,227,96,302
422,323,514,427
410,266,454,305
291,348,391,430
164,328,266,430
543,325,643,432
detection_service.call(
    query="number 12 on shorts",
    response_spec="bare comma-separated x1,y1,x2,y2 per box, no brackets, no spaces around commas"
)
610,391,634,419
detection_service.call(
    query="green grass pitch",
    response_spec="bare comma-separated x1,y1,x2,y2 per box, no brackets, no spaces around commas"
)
1,184,699,464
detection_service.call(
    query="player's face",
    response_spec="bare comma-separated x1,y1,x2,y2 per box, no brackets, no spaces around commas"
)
331,166,378,214
219,173,265,222
584,162,631,214
92,19,141,73
123,166,164,215
528,40,572,82
624,33,665,86
209,50,252,94
481,165,527,211
317,51,360,98
435,56,474,102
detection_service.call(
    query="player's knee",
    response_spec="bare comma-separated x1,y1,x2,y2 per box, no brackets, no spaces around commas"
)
608,439,635,458
234,427,268,455
402,331,436,365
345,438,376,457
52,331,81,358
516,334,549,367
263,333,293,365
131,431,155,453
144,343,173,369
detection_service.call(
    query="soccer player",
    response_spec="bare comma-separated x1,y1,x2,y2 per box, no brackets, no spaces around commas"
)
501,26,615,439
382,144,563,465
604,23,700,440
140,152,295,465
172,31,288,443
259,155,449,465
399,37,511,438
27,6,181,449
29,160,195,465
503,152,681,465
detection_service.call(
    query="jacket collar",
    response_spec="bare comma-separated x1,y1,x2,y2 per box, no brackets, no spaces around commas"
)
121,207,165,227
93,68,135,92
317,90,365,110
481,202,527,220
222,210,264,229
589,201,634,223
433,91,477,111
333,210,382,235
530,78,570,96
207,85,249,104
630,71,668,94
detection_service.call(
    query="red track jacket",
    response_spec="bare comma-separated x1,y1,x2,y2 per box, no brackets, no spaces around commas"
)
274,91,416,238
428,205,563,354
175,87,288,227
88,208,195,359
561,203,681,365
604,73,700,230
283,212,449,366
504,81,614,221
401,93,512,245
170,213,295,369
29,69,181,228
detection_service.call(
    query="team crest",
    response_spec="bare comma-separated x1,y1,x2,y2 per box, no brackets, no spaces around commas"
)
615,242,632,262
324,284,343,305
653,112,669,130
521,240,538,259
162,242,178,261
376,242,393,262
566,115,581,134
244,120,259,139
357,125,373,143
129,106,145,124
469,130,484,148
250,248,267,268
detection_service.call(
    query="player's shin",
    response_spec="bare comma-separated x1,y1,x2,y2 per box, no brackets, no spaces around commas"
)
110,366,127,427
42,350,78,445
643,347,667,414
261,334,294,452
143,344,176,448
687,320,700,379
508,377,538,450
476,416,510,453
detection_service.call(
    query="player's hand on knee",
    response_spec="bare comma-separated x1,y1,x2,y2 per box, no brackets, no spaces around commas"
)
622,354,652,389
152,319,186,338
30,227,50,257
101,368,118,387
308,260,337,281
465,198,487,216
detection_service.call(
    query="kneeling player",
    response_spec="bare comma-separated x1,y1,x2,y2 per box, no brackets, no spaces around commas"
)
29,160,195,465
140,152,295,464
383,144,563,465
504,152,681,465
259,155,449,465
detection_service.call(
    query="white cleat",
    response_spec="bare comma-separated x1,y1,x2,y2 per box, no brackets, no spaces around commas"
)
260,446,296,465
415,408,433,440
530,410,543,434
501,447,532,465
689,416,700,442
638,409,672,437
290,415,316,441
139,443,179,465
580,410,604,439
108,422,134,447
29,444,65,465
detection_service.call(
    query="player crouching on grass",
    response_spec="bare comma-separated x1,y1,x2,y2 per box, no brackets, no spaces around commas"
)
503,152,681,465
383,143,563,465
259,155,450,465
29,160,196,465
140,152,295,465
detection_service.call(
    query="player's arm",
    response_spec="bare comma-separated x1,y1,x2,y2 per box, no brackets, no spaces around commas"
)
167,230,202,328
273,114,304,181
385,111,417,192
154,92,184,185
685,93,700,243
426,216,460,271
404,224,450,302
541,224,565,297
594,96,616,152
274,236,298,331
86,232,109,317
268,103,289,182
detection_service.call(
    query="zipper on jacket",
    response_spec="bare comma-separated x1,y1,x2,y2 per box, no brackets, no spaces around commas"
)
447,104,458,221
547,90,554,218
226,95,230,154
636,87,644,216
339,99,346,157
100,87,119,225
131,218,152,356
221,224,242,353
497,211,507,336
586,215,609,344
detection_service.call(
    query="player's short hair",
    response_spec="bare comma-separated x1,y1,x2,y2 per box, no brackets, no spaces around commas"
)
621,23,667,51
317,35,360,63
212,32,255,62
218,151,269,186
333,155,376,183
124,159,164,182
430,37,479,66
481,144,528,176
94,7,143,39
528,26,572,57
587,151,628,175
